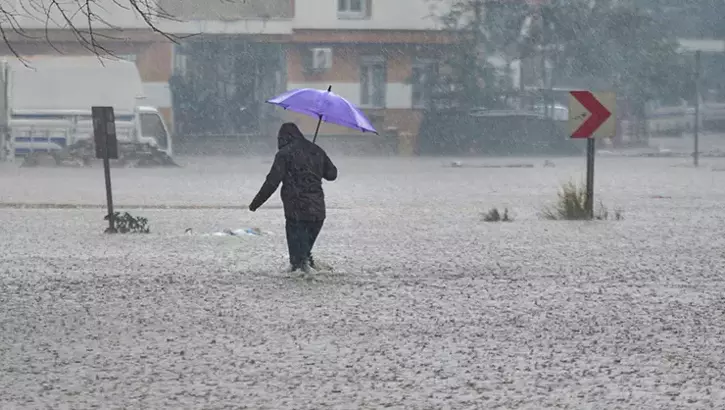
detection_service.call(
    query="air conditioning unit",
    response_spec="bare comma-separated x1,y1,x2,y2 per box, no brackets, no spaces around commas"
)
310,48,333,71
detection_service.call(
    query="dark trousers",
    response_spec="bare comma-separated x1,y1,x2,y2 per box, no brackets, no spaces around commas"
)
285,219,324,268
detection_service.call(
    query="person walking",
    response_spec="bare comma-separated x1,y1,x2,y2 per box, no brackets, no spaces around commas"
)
249,122,338,273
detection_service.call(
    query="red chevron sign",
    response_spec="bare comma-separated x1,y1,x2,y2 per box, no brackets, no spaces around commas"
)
569,91,614,139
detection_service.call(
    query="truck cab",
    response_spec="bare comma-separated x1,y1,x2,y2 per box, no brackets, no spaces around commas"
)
137,106,172,155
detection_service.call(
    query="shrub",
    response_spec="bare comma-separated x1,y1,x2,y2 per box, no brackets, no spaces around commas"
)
104,212,150,233
541,181,623,221
482,207,513,222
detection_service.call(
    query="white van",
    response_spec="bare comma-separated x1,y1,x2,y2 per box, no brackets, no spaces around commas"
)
0,56,172,159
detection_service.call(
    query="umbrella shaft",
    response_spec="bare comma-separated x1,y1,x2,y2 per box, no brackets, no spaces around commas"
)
312,115,323,143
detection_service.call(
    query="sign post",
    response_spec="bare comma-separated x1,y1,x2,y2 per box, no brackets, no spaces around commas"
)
569,91,615,219
92,106,119,233
585,137,595,218
0,61,10,162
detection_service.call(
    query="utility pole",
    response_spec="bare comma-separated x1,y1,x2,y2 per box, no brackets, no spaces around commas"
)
694,50,701,167
471,0,484,109
473,0,484,62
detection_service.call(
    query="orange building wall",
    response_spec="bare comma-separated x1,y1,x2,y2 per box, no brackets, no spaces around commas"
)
134,41,174,129
135,41,173,82
287,44,416,84
285,44,427,138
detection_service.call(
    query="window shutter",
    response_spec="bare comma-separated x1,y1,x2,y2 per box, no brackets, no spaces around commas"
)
366,0,372,18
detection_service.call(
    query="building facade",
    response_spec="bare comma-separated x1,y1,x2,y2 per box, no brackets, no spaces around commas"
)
0,0,455,141
156,0,453,139
285,0,453,138
157,0,294,137
5,1,724,146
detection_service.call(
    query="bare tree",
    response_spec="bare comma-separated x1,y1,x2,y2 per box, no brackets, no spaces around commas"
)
0,0,243,59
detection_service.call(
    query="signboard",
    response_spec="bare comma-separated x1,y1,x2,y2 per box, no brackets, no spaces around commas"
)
567,90,616,219
568,91,615,138
92,106,118,233
92,106,118,159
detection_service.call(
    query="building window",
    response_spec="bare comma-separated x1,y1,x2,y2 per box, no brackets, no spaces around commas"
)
360,56,385,108
173,45,187,77
411,59,437,109
338,0,367,19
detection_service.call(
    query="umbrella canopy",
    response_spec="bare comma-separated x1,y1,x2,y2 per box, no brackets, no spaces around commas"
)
266,86,377,142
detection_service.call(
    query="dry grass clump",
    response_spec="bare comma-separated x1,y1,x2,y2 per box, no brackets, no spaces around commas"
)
541,181,623,221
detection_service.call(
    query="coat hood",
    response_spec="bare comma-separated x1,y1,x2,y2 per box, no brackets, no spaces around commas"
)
278,122,305,149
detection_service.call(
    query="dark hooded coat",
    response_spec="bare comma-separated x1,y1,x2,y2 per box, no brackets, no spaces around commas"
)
249,123,337,221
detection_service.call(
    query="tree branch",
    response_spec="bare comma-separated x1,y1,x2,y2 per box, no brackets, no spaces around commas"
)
0,0,246,61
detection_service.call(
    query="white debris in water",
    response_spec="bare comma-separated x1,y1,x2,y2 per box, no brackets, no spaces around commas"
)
184,227,265,236
208,227,263,236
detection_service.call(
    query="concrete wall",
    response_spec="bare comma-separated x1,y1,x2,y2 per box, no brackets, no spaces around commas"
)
677,38,725,53
0,0,295,36
157,0,294,20
0,0,158,30
156,0,294,35
293,0,442,30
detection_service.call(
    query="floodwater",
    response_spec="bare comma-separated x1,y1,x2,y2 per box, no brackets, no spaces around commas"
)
1,154,725,408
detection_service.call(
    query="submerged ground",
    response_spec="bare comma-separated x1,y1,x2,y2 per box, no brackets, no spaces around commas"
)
1,152,725,409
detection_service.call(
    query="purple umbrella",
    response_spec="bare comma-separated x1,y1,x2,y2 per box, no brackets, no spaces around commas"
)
266,85,378,143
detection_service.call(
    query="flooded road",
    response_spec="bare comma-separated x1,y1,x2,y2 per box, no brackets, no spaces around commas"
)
1,155,724,408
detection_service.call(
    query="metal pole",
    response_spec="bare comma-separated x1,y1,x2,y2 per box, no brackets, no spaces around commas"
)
541,49,548,117
312,86,332,144
694,50,701,167
585,137,595,219
103,134,116,233
312,115,323,144
519,62,525,109
0,62,6,162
